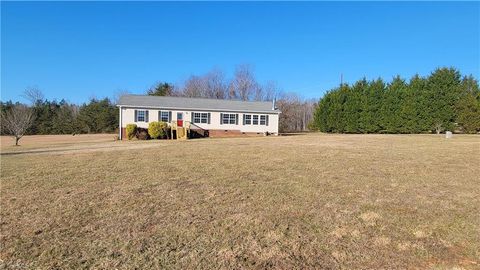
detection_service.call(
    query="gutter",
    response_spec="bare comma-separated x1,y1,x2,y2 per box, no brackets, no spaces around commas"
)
115,104,281,114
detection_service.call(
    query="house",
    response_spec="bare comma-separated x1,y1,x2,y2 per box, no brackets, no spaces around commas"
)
117,95,281,139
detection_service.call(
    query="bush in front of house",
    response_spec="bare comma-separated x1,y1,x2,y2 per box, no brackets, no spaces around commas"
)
126,124,137,140
136,128,150,140
148,121,170,139
148,121,169,139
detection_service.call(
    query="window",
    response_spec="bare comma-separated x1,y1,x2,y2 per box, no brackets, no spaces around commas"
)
136,110,148,122
260,115,266,125
244,114,251,125
252,115,259,125
159,111,170,122
243,114,268,126
222,113,237,124
193,112,210,124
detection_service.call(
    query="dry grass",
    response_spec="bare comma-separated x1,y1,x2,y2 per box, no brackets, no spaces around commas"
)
1,134,117,151
1,134,479,269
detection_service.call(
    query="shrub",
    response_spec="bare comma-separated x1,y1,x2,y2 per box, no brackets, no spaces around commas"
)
159,121,169,138
148,121,170,139
148,121,168,139
136,128,149,140
126,124,137,140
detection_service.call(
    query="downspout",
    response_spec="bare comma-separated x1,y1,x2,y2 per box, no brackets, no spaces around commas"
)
119,106,122,140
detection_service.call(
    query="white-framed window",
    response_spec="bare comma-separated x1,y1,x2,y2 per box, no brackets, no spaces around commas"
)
260,115,267,125
222,113,237,124
245,114,251,125
135,110,148,122
159,111,170,122
193,112,210,124
252,115,259,125
244,114,268,126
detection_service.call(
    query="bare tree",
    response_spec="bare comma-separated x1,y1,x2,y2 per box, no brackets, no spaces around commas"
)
229,64,260,101
1,105,35,146
183,75,207,98
22,87,44,105
204,69,227,99
276,92,317,133
260,81,277,101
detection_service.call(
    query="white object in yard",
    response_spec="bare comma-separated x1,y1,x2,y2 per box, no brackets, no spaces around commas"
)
446,131,452,139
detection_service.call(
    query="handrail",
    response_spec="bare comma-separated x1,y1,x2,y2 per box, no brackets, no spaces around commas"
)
184,121,206,132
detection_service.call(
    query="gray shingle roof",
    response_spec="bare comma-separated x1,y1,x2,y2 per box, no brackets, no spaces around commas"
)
117,95,281,114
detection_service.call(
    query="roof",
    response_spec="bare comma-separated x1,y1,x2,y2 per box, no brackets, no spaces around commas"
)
117,95,281,114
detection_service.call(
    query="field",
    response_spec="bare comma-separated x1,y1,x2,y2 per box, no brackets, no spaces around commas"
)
1,133,479,269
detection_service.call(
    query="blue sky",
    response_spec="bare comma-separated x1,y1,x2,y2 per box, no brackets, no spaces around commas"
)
2,1,479,104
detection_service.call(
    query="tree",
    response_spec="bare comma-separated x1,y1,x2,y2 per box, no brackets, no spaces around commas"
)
77,98,117,133
147,82,174,96
22,87,44,105
182,75,207,98
312,67,478,134
1,105,34,146
425,67,462,133
455,75,480,133
228,64,260,101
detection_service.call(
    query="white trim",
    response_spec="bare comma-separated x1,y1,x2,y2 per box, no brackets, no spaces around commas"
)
116,104,281,114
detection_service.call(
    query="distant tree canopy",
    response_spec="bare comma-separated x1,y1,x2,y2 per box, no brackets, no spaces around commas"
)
143,65,313,132
0,97,118,135
147,82,174,96
3,67,476,136
312,68,480,134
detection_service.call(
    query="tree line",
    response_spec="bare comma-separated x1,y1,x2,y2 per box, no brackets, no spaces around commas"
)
0,88,118,136
4,66,476,143
146,64,315,133
0,64,313,143
312,68,480,134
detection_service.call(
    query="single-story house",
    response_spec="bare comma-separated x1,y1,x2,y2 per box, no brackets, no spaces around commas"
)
117,95,281,139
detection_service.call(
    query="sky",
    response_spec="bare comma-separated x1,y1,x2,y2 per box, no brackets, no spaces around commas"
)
1,1,479,104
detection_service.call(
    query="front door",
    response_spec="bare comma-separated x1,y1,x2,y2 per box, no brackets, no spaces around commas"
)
177,112,183,127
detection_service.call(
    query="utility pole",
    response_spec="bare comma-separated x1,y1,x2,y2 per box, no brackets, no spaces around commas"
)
340,73,343,86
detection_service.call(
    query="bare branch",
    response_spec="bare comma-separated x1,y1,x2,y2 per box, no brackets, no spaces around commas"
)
1,105,35,146
22,87,44,105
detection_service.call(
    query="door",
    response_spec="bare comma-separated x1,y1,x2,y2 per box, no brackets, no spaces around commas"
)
177,112,183,127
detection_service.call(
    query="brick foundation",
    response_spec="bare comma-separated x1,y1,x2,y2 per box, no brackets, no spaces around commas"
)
121,127,267,140
207,129,265,138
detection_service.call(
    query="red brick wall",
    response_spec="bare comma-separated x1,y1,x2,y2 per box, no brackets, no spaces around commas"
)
121,128,127,140
208,129,264,138
121,127,264,140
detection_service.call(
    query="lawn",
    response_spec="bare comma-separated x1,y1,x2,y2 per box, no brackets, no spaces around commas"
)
1,134,479,269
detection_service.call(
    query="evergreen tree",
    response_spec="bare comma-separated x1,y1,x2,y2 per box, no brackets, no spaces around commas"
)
313,67,479,134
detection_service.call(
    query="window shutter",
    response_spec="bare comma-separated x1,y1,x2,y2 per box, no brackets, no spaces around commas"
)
235,114,239,125
220,113,223,125
145,110,149,122
134,110,138,122
207,113,211,124
191,112,194,123
169,111,172,122
242,114,245,125
266,115,269,126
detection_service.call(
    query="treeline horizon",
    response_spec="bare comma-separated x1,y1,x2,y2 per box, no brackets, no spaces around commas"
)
1,66,479,136
312,67,480,134
0,97,118,135
0,64,315,135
